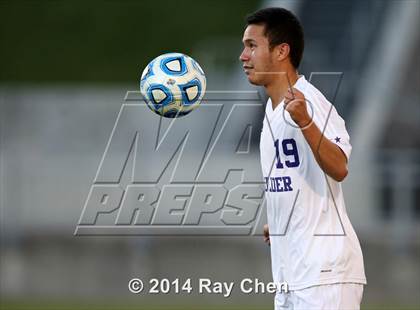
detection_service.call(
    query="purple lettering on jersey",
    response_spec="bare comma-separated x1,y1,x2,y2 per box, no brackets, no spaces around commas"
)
275,177,284,192
264,176,293,192
282,176,293,192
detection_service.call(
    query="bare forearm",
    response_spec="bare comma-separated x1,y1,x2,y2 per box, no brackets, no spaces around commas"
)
300,121,348,182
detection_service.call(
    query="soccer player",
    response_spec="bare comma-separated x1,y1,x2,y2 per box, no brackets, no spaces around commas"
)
240,7,367,310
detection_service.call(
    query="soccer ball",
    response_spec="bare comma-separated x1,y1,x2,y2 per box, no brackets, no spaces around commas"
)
140,52,206,118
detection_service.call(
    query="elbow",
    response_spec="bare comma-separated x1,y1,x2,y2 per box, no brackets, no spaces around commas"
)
334,166,348,182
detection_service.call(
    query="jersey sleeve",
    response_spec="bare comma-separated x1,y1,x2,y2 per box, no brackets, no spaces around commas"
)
311,92,352,162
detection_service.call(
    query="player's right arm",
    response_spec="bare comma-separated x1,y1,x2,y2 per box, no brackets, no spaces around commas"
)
284,87,348,182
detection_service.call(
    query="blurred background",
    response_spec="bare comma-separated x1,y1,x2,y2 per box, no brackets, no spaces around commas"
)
1,0,419,309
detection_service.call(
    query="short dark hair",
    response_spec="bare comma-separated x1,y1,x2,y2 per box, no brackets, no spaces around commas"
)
246,7,304,68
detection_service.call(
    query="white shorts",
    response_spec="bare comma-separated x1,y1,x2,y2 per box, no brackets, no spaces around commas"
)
274,283,364,310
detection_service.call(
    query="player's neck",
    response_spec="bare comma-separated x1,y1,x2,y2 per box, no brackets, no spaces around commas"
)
266,70,299,110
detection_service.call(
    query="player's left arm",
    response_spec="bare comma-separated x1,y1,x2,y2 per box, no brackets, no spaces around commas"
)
284,87,348,182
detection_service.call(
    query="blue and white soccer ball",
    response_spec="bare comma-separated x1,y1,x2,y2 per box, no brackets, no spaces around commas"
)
140,53,206,118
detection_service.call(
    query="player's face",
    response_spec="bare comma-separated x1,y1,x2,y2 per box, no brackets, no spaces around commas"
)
240,24,274,86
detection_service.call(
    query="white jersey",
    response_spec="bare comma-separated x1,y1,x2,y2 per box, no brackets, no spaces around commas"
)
260,75,366,290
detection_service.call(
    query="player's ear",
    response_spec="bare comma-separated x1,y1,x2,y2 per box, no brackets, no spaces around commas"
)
275,43,290,62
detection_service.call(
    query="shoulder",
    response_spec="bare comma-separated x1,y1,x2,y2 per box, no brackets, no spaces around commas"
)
298,77,331,111
298,77,348,132
264,98,273,118
299,77,345,119
265,98,272,111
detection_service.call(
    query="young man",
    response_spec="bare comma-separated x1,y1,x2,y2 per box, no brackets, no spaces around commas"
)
240,8,366,310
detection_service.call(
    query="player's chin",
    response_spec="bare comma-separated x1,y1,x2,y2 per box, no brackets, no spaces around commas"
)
247,74,263,85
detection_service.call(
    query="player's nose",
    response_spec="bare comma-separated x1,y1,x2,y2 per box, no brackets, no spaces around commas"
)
239,48,249,62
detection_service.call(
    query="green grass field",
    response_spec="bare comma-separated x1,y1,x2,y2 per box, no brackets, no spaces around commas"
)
1,301,420,310
1,302,267,310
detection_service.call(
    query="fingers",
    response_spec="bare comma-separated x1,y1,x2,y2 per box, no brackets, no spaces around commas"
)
287,87,295,97
284,87,303,107
284,88,296,106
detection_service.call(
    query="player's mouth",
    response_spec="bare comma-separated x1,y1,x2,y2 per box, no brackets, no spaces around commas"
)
243,65,254,74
